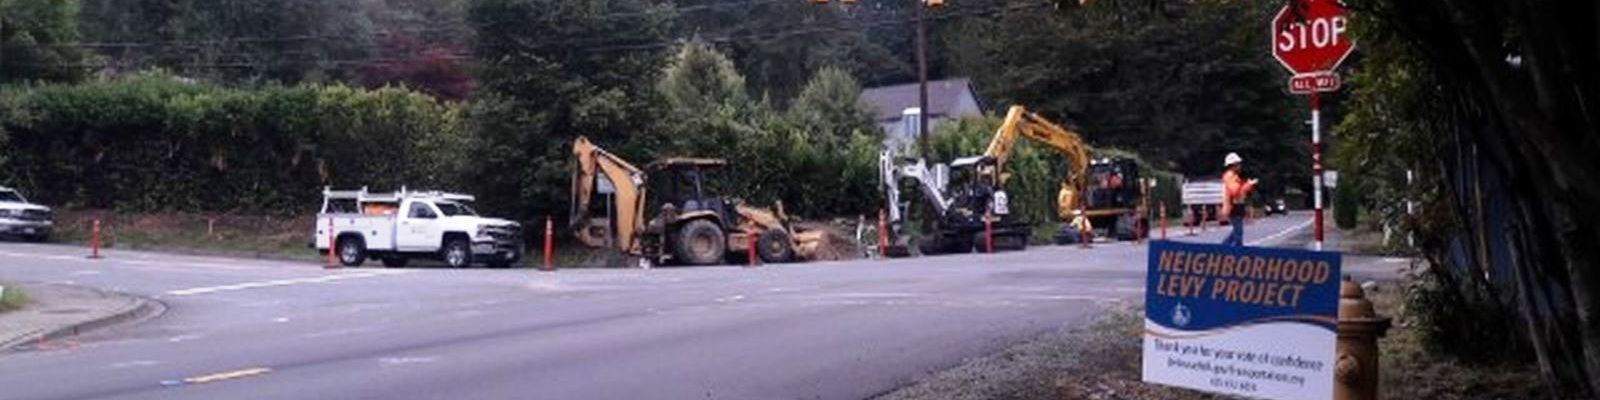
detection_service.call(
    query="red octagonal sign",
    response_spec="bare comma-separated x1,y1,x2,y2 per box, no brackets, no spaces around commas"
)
1272,0,1354,75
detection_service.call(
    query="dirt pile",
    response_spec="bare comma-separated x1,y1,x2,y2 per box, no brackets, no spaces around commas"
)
793,222,862,261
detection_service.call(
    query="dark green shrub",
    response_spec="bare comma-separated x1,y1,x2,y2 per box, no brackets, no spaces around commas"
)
0,72,466,214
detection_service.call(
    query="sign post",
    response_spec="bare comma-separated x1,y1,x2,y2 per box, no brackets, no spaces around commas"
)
1143,241,1342,399
1272,0,1353,251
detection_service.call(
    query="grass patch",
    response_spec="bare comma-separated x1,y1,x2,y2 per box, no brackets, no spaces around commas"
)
1368,280,1549,399
0,285,29,313
52,210,318,261
881,278,1550,399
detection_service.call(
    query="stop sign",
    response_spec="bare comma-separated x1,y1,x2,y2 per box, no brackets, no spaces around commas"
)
1271,0,1354,75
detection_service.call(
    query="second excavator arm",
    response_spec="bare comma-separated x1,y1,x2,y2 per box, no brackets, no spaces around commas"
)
981,105,1092,221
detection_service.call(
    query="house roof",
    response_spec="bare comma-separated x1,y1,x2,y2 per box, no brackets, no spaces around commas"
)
859,78,980,121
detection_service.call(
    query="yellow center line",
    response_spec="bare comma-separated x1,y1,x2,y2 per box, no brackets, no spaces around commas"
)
182,367,272,384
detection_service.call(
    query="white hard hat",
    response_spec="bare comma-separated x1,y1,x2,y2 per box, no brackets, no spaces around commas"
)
1224,152,1243,166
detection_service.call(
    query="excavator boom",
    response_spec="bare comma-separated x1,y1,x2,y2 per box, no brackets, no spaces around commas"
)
982,105,1092,221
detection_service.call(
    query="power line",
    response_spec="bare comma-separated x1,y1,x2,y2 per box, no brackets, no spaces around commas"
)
17,0,795,50
16,1,1050,69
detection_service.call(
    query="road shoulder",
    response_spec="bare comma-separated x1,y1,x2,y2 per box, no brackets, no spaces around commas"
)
0,282,164,351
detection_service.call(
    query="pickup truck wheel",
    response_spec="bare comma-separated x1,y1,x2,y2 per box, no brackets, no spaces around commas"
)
337,237,366,266
441,238,471,268
381,256,408,268
673,220,725,265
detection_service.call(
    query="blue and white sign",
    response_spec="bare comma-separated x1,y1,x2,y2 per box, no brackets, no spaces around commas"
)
1142,240,1341,400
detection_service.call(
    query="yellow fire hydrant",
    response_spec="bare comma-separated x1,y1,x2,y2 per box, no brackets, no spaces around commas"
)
1336,277,1393,400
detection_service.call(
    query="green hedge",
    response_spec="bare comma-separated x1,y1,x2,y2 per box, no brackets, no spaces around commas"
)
0,73,466,213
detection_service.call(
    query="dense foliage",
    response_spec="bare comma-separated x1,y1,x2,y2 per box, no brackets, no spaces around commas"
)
947,0,1304,195
1,0,88,83
1335,0,1600,395
630,38,883,219
0,73,466,212
462,0,672,219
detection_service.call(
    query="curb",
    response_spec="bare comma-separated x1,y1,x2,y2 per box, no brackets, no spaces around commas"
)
0,286,167,352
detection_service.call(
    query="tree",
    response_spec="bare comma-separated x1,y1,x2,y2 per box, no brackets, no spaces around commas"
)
464,0,673,220
948,0,1303,194
1,0,88,83
354,0,474,99
788,66,878,145
1339,0,1600,395
75,0,376,83
355,35,473,100
657,37,748,115
672,0,906,102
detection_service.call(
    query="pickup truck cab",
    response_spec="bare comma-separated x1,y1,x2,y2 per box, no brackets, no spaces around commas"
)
314,188,521,268
0,186,52,242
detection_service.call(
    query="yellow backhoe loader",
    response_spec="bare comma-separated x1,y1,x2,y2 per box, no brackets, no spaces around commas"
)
570,137,825,267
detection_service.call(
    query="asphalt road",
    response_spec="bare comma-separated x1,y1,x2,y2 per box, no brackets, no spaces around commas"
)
0,212,1400,400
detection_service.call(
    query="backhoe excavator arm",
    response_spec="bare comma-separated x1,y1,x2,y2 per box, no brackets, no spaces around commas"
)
982,105,1092,221
571,136,649,255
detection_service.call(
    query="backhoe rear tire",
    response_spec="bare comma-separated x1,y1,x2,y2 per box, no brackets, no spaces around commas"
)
757,230,794,263
674,220,726,266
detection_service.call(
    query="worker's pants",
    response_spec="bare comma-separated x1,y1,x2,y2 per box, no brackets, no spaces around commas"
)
1221,212,1245,246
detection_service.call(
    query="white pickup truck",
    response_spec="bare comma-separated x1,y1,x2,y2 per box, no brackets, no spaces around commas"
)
313,188,521,268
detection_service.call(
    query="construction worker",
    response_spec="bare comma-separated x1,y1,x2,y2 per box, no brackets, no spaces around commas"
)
1220,152,1257,246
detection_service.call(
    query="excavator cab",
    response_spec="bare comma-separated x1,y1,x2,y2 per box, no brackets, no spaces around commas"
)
1077,157,1148,241
947,156,1005,218
916,156,1032,255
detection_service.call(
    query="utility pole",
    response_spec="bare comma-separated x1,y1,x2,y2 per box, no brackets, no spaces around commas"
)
915,1,930,160
813,0,940,159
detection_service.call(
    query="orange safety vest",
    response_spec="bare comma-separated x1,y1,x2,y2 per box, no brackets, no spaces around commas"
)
1221,169,1254,219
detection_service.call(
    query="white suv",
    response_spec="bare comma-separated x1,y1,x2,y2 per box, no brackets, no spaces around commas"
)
0,186,53,242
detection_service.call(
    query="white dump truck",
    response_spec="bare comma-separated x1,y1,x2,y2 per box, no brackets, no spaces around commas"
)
313,187,521,268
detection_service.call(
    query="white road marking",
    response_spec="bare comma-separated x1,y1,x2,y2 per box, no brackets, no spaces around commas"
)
826,292,918,299
379,356,436,366
1246,218,1314,247
109,360,164,369
70,270,102,276
167,334,202,343
165,270,406,296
